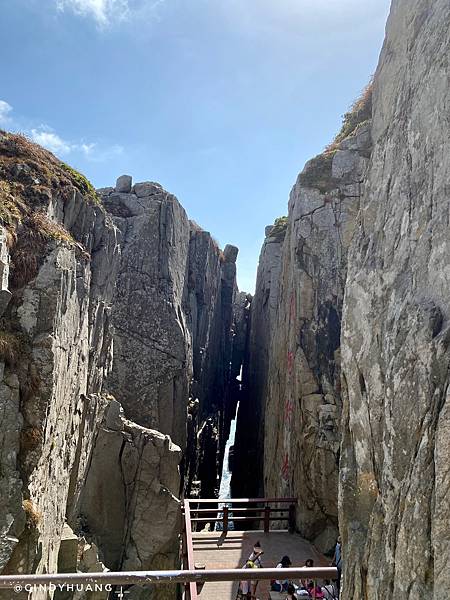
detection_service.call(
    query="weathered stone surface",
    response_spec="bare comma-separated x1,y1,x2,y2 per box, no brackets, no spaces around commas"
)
101,184,245,497
78,401,181,600
240,122,371,550
183,228,245,497
339,1,450,598
0,227,11,316
0,134,245,600
0,367,24,571
101,186,192,447
0,182,120,600
232,223,284,497
133,181,163,198
115,174,132,193
57,524,78,573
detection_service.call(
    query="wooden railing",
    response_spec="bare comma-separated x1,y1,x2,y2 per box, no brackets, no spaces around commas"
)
182,497,299,599
185,497,297,535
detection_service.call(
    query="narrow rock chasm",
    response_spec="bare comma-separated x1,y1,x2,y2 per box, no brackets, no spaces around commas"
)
0,1,449,599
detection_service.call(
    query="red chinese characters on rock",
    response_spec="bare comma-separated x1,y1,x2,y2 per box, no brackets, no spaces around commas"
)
287,350,294,375
284,398,294,422
281,453,289,481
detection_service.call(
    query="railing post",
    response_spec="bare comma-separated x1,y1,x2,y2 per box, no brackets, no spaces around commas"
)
195,563,206,595
223,505,229,535
288,503,296,533
183,500,198,599
264,505,270,533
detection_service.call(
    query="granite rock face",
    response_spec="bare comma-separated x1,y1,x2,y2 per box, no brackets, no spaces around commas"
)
236,0,450,594
78,400,181,599
267,125,371,552
0,171,121,598
101,183,191,448
0,137,243,600
339,1,450,597
235,122,371,550
100,181,245,498
232,223,284,498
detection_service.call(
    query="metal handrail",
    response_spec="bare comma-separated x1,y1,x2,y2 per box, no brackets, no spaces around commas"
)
0,567,338,588
187,497,297,504
190,508,289,514
190,516,289,523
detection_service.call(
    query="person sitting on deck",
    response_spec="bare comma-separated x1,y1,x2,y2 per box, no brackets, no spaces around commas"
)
270,555,292,592
307,580,325,599
285,583,297,600
321,579,338,599
238,542,263,600
299,558,314,591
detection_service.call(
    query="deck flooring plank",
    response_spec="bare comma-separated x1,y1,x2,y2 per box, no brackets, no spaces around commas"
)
192,530,328,600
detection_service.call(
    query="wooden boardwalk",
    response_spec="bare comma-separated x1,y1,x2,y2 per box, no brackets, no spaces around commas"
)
192,530,328,600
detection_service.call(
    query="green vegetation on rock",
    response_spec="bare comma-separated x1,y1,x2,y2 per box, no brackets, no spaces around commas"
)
60,162,100,204
270,216,289,240
0,131,100,234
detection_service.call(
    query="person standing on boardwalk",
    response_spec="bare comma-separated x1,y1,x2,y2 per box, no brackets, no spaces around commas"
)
332,536,342,597
238,541,263,600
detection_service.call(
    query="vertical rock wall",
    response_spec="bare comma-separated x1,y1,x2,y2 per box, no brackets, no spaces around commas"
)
340,1,450,598
0,160,121,598
99,182,245,499
0,135,245,599
236,121,371,551
232,223,285,498
101,182,191,448
234,1,450,596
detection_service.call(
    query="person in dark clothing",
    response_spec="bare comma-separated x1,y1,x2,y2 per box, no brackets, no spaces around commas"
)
285,583,297,599
271,555,292,591
332,536,342,598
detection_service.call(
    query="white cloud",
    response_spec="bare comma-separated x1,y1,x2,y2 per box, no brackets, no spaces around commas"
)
56,0,130,26
31,128,73,155
82,143,124,162
0,100,13,125
80,142,96,156
0,102,123,161
30,126,123,161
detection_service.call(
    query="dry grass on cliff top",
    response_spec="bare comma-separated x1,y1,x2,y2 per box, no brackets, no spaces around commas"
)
298,81,373,192
325,80,373,153
269,216,288,241
0,132,95,288
0,331,21,365
0,131,99,232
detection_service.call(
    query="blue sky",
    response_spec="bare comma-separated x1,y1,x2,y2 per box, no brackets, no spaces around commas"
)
0,0,391,291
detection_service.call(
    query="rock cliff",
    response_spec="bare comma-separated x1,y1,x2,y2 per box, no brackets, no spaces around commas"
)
232,220,285,498
235,0,450,597
1,0,449,597
0,133,245,598
235,106,372,550
340,0,450,597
